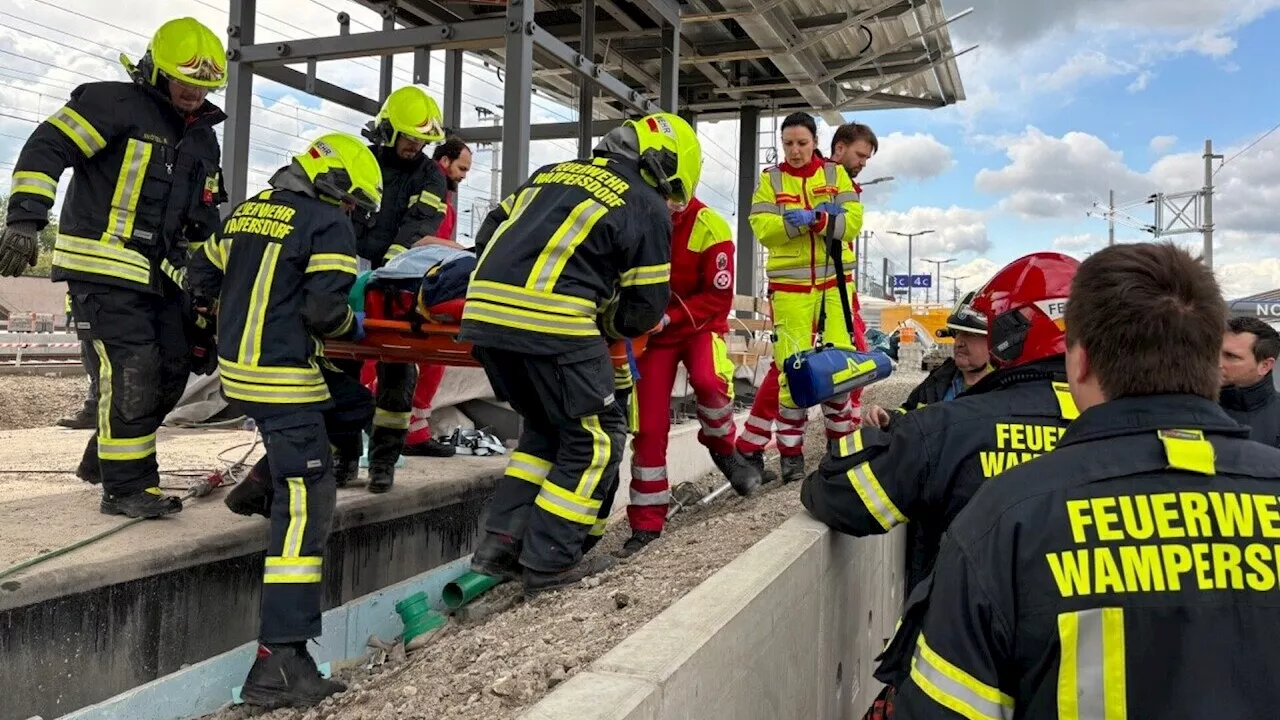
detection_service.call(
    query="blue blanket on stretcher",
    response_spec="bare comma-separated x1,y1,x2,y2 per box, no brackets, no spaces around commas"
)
369,245,477,309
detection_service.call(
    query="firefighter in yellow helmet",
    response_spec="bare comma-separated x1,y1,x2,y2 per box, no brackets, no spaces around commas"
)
0,17,227,518
186,132,380,708
330,84,452,494
462,112,701,596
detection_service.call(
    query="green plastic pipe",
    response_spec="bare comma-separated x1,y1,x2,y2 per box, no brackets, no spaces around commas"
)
442,571,504,609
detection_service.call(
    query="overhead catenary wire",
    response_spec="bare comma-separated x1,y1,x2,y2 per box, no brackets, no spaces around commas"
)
1215,120,1280,176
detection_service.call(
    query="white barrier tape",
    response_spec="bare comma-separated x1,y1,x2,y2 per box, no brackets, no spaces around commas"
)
0,343,81,348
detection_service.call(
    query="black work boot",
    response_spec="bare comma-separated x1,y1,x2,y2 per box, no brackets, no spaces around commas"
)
780,455,807,484
401,437,456,458
613,530,660,559
225,463,272,519
240,643,346,710
710,450,763,497
741,450,779,484
57,407,95,430
333,457,359,489
366,432,402,494
101,487,183,519
523,554,617,597
471,532,523,581
367,462,395,494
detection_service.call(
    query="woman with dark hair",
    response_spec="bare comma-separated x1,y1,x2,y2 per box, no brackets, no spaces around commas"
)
734,112,864,484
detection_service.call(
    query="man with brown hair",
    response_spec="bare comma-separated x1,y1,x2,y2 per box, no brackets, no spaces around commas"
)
830,122,878,181
890,241,1280,719
1220,315,1280,446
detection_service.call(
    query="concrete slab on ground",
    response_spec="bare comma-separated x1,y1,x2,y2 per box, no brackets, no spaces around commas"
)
0,425,507,611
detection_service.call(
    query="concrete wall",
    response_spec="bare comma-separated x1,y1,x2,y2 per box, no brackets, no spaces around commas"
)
519,515,906,720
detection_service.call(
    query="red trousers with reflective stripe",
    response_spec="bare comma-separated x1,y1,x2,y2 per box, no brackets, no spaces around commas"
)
736,309,868,457
627,333,737,533
360,361,447,443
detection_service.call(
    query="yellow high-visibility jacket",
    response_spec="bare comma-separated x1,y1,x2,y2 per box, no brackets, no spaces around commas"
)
749,157,862,291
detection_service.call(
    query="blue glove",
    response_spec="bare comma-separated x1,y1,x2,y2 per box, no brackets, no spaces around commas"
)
783,208,816,228
816,202,844,216
351,311,366,342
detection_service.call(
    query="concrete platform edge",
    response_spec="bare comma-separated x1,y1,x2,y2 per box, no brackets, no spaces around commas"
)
48,415,734,720
517,513,907,720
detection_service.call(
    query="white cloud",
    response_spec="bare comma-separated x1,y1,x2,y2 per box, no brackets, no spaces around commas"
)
974,126,1154,219
864,206,991,264
1052,233,1108,255
1149,135,1178,154
1024,50,1134,94
976,123,1280,297
867,132,954,182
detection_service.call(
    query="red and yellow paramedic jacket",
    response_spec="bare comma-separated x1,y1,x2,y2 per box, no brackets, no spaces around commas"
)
653,197,734,346
749,155,861,293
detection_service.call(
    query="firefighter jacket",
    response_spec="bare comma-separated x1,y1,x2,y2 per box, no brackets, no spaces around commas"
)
652,197,733,346
890,393,1280,720
355,145,449,267
459,155,672,356
800,358,1078,595
1219,372,1280,447
186,188,360,414
7,80,226,294
749,156,860,292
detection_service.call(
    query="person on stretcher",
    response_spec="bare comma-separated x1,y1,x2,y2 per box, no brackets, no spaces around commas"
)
353,242,476,324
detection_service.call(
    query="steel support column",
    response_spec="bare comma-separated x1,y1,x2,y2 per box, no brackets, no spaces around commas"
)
736,107,760,297
223,0,257,210
378,12,395,101
413,47,430,85
659,22,679,112
443,50,463,130
502,0,535,194
577,0,597,157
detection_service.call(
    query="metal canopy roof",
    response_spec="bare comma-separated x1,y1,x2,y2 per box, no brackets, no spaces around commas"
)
356,0,971,124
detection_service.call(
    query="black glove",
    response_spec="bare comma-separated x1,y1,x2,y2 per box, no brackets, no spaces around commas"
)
0,222,39,276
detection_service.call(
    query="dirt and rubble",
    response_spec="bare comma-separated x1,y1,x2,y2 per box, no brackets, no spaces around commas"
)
0,374,89,431
204,372,923,720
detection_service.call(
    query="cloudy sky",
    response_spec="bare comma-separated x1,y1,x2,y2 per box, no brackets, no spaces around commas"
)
1,0,1278,300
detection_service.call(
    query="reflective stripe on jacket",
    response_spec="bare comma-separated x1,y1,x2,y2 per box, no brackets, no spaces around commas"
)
186,189,360,411
749,156,861,291
7,80,226,294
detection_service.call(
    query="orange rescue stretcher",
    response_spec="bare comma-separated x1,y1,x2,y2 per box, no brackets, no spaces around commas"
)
322,286,647,368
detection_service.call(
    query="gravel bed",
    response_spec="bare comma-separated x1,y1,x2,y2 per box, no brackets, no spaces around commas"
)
202,371,924,720
0,374,89,430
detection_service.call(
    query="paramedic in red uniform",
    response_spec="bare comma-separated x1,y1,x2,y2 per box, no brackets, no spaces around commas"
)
617,197,763,558
401,136,473,457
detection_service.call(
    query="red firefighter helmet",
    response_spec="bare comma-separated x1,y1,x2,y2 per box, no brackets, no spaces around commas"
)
970,252,1080,368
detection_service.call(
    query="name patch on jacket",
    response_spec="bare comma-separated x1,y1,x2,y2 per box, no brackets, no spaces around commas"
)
1047,491,1280,598
530,161,630,208
980,422,1067,477
223,200,297,240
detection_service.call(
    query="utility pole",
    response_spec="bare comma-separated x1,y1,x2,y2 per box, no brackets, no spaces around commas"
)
943,274,970,305
476,107,503,209
1204,138,1218,270
1087,138,1221,267
857,230,873,290
922,258,954,303
1108,189,1115,246
887,229,935,304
